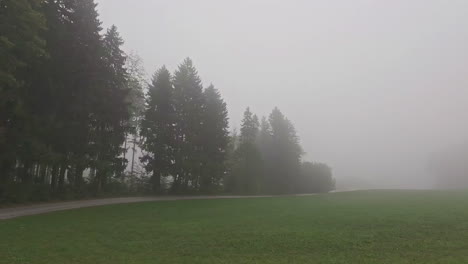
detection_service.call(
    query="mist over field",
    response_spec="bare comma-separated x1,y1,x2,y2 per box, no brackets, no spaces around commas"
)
4,1,468,263
95,0,468,190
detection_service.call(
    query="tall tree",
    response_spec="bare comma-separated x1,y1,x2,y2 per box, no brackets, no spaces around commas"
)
0,0,46,190
227,108,262,194
41,0,108,195
44,0,106,193
172,58,205,193
256,116,273,189
39,0,77,193
267,107,302,194
140,66,175,193
91,25,130,193
199,84,229,193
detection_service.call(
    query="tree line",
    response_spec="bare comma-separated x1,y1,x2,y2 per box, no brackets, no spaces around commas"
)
225,108,335,195
0,0,334,203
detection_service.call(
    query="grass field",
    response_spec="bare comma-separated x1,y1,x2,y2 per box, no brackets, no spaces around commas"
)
1,190,468,264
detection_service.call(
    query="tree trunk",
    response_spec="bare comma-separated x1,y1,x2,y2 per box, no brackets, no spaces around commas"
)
95,169,104,194
39,164,47,184
89,167,96,181
21,160,32,184
0,160,12,185
171,175,180,194
130,133,137,177
58,163,66,190
50,164,58,191
123,133,127,159
152,170,161,194
74,164,84,188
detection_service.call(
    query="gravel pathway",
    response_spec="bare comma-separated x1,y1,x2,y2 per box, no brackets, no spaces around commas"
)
0,195,297,220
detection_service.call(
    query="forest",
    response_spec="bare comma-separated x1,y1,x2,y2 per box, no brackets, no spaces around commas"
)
0,0,335,203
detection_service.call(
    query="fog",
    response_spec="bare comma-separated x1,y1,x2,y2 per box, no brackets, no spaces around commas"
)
96,0,468,190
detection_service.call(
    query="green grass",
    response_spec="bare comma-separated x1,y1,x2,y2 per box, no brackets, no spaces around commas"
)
1,190,468,264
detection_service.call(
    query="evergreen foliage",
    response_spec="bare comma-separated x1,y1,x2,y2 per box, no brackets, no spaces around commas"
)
0,1,334,202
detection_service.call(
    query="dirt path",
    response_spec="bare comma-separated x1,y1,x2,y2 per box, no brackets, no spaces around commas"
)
0,195,299,220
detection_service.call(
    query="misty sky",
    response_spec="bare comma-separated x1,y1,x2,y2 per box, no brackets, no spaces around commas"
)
96,0,468,189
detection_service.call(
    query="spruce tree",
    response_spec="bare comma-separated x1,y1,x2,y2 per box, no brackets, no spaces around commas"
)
0,0,46,188
227,108,262,194
172,58,205,192
0,0,46,89
92,25,130,193
256,116,272,191
199,84,229,193
40,0,76,192
47,0,105,192
267,107,302,193
140,66,175,193
42,0,106,194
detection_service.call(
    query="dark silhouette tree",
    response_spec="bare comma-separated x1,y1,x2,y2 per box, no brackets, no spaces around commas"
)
266,107,302,194
91,25,130,194
140,66,175,193
0,0,46,195
227,108,263,194
199,84,229,193
172,58,205,193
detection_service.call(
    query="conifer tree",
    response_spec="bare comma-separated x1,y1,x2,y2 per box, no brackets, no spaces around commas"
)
0,0,46,188
267,107,302,193
199,84,229,192
40,0,76,192
140,66,175,193
42,0,107,193
92,25,130,193
227,108,262,194
172,58,205,192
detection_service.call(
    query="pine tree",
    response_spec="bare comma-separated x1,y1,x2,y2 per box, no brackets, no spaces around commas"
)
267,107,302,193
92,25,130,193
42,0,106,194
0,0,46,189
0,0,46,89
256,116,272,191
43,0,104,193
199,84,229,193
227,108,262,194
140,66,175,193
172,58,205,193
240,109,259,144
39,0,76,193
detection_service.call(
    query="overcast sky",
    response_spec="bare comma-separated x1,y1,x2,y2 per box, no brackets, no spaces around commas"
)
96,0,468,189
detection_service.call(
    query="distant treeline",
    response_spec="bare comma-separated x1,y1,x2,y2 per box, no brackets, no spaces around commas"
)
0,0,334,203
225,108,335,195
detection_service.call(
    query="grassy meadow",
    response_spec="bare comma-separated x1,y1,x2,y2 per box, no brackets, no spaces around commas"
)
1,190,468,264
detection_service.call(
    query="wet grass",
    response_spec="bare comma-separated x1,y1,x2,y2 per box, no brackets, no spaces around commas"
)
1,190,468,264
